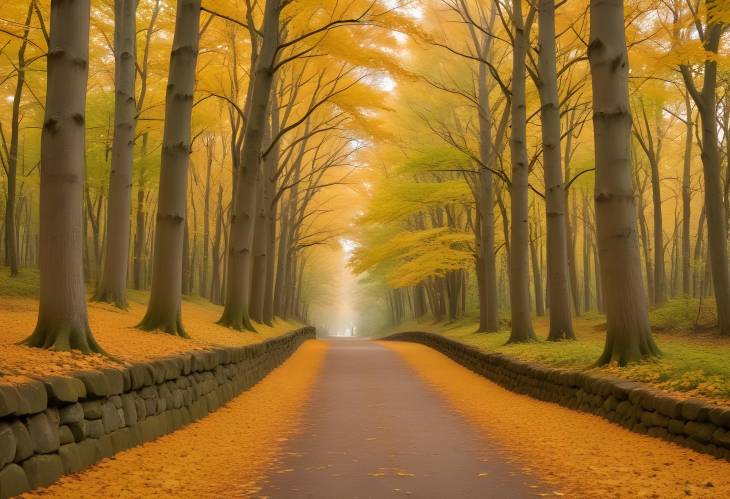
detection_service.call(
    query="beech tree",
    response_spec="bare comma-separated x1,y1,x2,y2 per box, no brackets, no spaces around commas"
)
589,0,659,365
218,0,281,331
506,0,535,343
678,0,730,335
94,0,137,308
138,0,202,336
536,0,575,340
1,2,34,278
23,0,104,353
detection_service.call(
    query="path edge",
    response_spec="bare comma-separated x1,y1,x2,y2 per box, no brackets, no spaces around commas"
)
0,327,316,498
383,331,730,462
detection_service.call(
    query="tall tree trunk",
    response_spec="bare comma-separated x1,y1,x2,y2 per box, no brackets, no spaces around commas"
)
590,0,658,365
249,175,268,323
475,32,499,333
250,103,278,324
95,0,137,308
219,0,281,331
649,144,665,305
199,135,214,297
637,181,654,302
138,0,202,336
262,98,279,326
592,238,604,312
529,227,545,316
564,113,581,316
133,134,147,289
680,18,730,332
24,0,104,353
263,192,277,325
583,194,592,311
681,93,693,296
182,216,191,295
273,195,291,317
537,0,575,339
210,185,223,304
507,0,535,343
3,2,33,277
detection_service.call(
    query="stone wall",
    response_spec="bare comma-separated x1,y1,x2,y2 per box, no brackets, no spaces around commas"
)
385,331,730,461
0,327,315,498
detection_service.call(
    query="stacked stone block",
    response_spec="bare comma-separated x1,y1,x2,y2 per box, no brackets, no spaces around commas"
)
0,327,315,498
385,331,730,461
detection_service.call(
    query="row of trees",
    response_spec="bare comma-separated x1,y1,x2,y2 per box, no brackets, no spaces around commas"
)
0,0,407,351
352,0,729,364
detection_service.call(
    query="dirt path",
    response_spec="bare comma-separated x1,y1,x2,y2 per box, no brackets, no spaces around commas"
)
256,339,550,498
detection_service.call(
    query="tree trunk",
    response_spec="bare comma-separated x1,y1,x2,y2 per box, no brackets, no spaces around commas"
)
95,0,137,308
133,134,147,289
529,227,545,316
680,14,730,333
3,2,33,277
182,216,191,295
637,181,654,302
507,0,535,343
564,114,581,317
583,194,592,311
475,33,499,333
592,238,604,312
263,190,277,325
250,102,278,324
138,0,202,336
200,135,214,297
262,97,279,326
249,174,268,323
693,205,705,297
649,141,665,305
537,0,575,339
210,185,223,304
589,0,659,365
273,194,291,317
219,0,281,331
681,93,692,296
24,0,104,353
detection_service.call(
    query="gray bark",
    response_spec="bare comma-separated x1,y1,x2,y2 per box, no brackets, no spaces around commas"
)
200,134,214,297
537,0,575,339
24,0,104,353
138,0,202,336
681,92,693,296
95,0,137,308
590,0,659,365
133,134,147,289
474,17,499,333
3,2,33,277
679,13,730,334
219,0,281,330
262,96,280,326
506,0,535,343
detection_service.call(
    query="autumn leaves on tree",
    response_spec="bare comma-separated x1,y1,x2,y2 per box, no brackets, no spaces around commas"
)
351,0,730,365
0,0,729,367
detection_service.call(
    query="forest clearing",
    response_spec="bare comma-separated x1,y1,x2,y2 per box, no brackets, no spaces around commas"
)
1,0,730,496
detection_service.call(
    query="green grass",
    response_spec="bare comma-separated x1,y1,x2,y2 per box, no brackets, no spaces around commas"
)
0,267,40,298
392,310,730,405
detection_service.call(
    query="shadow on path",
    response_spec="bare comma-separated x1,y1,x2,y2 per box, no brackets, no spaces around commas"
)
257,338,548,498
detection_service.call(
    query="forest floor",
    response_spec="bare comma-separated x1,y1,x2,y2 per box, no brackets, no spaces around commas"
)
0,268,301,382
390,306,730,408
